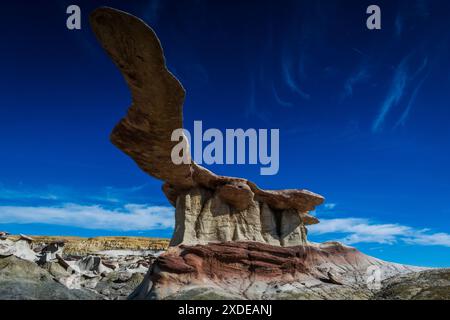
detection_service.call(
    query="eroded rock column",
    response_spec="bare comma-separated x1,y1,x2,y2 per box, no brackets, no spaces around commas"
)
169,187,316,247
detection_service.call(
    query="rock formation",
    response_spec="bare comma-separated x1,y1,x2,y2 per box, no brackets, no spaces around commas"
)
90,7,323,248
373,268,450,300
89,7,436,301
0,255,102,300
0,234,162,300
0,231,9,240
2,233,447,300
0,235,37,262
130,241,423,300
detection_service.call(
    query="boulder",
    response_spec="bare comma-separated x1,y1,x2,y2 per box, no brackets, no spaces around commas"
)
0,232,9,240
67,255,114,277
95,272,145,300
0,238,37,262
38,240,66,263
0,255,102,300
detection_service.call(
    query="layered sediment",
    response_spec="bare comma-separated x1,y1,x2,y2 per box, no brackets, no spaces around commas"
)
130,241,422,300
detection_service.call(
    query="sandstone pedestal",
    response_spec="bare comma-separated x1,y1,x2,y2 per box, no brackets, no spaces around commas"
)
170,187,314,247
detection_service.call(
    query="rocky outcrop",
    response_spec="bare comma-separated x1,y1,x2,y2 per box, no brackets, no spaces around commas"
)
0,232,9,240
0,255,102,300
2,234,446,300
0,234,161,300
88,8,444,302
373,269,450,300
90,7,324,247
0,237,37,262
131,241,423,300
38,240,65,263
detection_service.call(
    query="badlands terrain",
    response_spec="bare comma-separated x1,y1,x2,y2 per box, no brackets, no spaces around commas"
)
1,233,449,300
0,233,168,300
2,8,448,301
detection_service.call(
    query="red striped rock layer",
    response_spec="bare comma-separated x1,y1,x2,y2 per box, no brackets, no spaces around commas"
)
131,242,420,300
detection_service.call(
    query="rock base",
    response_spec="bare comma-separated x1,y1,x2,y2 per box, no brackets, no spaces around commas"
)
131,241,422,300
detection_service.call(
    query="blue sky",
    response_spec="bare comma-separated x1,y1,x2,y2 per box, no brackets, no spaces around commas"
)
1,0,450,267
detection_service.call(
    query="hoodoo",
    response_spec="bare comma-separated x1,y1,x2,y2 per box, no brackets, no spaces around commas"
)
90,7,324,248
89,7,424,301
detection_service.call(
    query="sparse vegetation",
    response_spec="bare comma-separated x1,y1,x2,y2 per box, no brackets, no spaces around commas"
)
9,235,170,255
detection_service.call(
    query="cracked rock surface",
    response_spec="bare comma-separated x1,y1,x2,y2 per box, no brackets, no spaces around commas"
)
373,269,450,300
170,188,311,247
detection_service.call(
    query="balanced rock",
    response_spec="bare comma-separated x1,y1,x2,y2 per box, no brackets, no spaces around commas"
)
89,8,433,301
90,7,323,248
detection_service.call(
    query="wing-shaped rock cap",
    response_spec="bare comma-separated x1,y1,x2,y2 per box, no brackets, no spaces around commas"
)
90,7,324,218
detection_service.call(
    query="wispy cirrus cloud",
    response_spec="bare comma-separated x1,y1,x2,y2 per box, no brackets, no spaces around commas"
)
281,52,310,100
271,83,293,108
0,184,62,202
395,69,430,128
372,58,409,132
342,67,370,99
0,203,174,231
0,183,158,206
309,217,450,247
372,55,429,132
